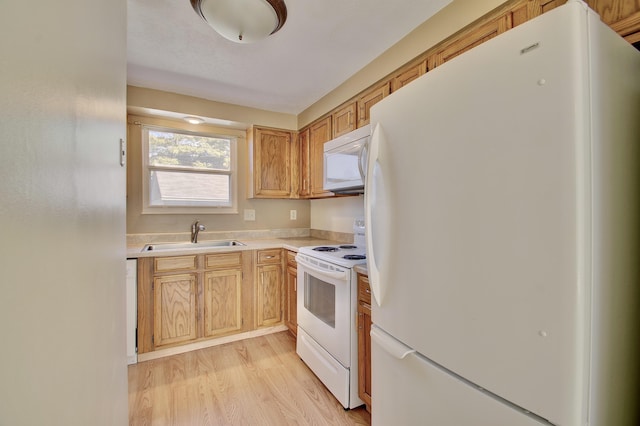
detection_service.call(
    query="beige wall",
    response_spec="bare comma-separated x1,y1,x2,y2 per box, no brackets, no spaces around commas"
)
311,197,365,234
298,0,508,128
128,85,298,130
127,114,310,235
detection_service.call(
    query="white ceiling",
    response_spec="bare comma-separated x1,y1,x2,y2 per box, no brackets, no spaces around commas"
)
127,0,451,115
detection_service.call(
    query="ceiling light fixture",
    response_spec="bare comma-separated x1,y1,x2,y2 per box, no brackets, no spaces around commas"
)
190,0,287,43
183,116,204,124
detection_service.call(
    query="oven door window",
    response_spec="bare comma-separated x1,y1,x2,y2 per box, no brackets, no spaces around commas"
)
304,274,335,328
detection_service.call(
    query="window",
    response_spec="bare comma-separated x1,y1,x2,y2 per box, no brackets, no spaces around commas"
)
142,125,237,213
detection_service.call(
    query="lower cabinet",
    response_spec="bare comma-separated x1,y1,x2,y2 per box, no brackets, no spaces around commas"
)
203,269,242,337
137,248,292,356
153,272,198,347
137,251,251,354
357,272,372,412
285,250,297,336
255,248,284,328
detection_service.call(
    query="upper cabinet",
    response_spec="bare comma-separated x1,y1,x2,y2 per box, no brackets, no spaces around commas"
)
357,82,391,127
247,126,298,199
308,117,334,198
392,59,428,92
298,127,311,198
588,0,640,43
332,102,357,138
431,15,510,68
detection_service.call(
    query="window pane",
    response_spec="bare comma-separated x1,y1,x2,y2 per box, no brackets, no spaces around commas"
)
150,170,230,206
304,275,335,328
148,130,230,171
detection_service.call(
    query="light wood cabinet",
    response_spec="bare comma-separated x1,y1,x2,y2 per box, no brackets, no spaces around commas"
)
332,102,357,138
298,127,311,197
357,82,390,127
153,273,198,348
431,15,510,68
247,126,297,199
137,251,250,354
588,0,640,43
203,252,244,338
308,116,334,198
391,59,427,92
285,250,297,337
256,249,284,328
357,272,372,412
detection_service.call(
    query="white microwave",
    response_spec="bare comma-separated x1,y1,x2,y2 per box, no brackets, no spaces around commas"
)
323,124,370,194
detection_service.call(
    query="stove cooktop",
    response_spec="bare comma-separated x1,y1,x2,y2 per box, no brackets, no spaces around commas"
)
298,244,367,268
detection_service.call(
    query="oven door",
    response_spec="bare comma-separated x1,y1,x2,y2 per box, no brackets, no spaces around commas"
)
296,254,352,367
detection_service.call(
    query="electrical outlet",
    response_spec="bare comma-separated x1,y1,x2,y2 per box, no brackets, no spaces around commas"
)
290,210,297,220
244,209,256,221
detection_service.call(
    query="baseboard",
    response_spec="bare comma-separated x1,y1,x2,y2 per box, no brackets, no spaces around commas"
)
135,324,289,363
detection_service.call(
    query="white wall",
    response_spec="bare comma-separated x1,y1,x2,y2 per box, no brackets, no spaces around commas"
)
311,196,365,233
0,1,128,425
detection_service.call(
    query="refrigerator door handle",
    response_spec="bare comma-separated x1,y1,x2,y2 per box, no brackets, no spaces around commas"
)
365,123,386,306
357,140,368,181
371,325,416,360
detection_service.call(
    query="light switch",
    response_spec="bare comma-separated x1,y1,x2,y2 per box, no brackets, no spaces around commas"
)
290,210,297,220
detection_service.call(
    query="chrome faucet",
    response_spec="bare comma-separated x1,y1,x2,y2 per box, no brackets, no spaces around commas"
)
191,220,205,243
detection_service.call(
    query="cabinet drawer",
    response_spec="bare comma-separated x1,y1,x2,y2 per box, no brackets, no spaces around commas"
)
257,249,282,264
205,251,242,269
286,250,297,267
358,274,371,305
154,255,197,272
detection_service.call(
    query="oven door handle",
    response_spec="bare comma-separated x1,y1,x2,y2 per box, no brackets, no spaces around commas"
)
296,257,348,281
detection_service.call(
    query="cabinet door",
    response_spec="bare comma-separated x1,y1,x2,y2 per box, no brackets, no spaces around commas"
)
286,263,297,336
298,127,311,197
153,273,198,347
309,116,334,198
541,0,566,13
357,82,391,127
358,303,372,410
332,102,357,138
203,268,242,338
508,0,543,28
392,59,427,92
432,15,511,67
357,274,372,410
256,264,283,327
250,127,293,198
588,0,640,43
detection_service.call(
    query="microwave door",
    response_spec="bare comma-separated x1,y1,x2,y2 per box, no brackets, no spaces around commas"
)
324,141,364,191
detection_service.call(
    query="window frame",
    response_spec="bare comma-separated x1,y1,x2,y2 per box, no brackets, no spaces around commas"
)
141,124,238,214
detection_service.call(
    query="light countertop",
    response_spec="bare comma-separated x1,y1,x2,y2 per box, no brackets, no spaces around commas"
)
126,236,342,259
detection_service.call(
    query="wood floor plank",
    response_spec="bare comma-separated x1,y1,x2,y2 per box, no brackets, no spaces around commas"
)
129,331,370,426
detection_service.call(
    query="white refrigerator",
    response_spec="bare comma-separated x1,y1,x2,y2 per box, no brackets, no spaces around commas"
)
364,1,640,425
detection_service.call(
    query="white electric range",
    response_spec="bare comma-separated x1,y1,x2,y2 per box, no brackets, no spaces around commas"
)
295,220,366,409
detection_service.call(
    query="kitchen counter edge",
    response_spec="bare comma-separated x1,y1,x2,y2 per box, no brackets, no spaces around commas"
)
126,237,342,259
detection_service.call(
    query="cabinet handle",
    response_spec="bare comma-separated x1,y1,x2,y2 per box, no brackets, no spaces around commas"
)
365,288,371,294
265,255,275,259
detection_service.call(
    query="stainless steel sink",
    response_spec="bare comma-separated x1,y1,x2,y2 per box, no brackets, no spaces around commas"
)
141,240,246,252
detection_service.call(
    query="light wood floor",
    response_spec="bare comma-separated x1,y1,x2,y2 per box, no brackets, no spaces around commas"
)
128,331,371,425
